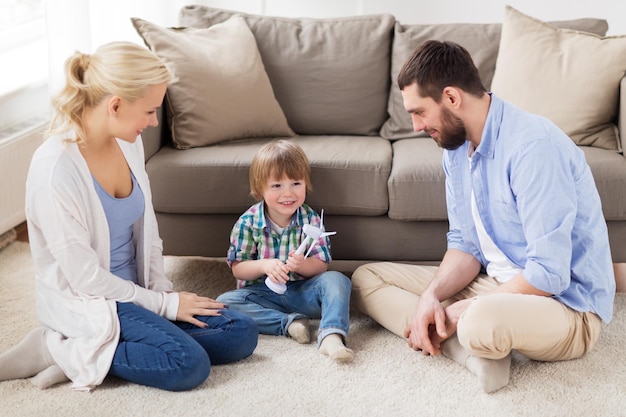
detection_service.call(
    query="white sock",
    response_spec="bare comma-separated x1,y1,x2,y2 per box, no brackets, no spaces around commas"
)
0,328,55,381
319,334,354,363
287,319,310,344
30,365,69,389
442,334,511,393
466,354,511,393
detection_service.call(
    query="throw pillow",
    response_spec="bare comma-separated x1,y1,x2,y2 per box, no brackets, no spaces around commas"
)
132,16,294,149
491,6,626,151
178,5,395,136
381,16,609,141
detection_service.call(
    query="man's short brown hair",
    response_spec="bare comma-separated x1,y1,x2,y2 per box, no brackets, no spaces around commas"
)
397,40,486,101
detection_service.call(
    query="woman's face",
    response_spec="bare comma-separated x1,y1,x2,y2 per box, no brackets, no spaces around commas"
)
113,82,167,143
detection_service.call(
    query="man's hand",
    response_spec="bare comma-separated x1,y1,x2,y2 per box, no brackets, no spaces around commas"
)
176,291,226,328
403,291,448,355
430,298,473,348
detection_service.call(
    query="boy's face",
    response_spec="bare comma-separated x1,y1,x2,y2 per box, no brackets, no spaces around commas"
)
263,174,306,227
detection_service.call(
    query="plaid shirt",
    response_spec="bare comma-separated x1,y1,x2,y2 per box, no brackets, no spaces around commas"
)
227,202,332,289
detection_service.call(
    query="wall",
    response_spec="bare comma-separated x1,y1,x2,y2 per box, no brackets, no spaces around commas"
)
195,0,626,35
0,119,47,235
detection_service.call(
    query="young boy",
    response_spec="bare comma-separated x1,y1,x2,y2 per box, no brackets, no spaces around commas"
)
216,140,354,363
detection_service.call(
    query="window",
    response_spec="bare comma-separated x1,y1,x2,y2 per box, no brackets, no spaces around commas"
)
0,0,48,134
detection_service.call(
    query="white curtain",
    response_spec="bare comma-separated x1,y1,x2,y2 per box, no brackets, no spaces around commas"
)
44,0,188,95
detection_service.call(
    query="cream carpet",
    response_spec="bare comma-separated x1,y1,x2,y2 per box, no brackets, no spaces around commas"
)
1,241,625,417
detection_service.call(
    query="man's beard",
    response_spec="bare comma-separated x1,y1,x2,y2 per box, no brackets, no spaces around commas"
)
436,106,467,150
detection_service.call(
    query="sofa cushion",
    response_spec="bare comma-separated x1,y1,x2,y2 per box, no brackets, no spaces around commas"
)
147,137,391,216
381,15,609,141
491,6,626,151
388,139,447,221
179,5,395,136
132,16,294,149
387,139,626,223
581,147,626,221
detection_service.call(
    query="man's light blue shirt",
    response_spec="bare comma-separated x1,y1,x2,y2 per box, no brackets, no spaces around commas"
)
444,94,615,322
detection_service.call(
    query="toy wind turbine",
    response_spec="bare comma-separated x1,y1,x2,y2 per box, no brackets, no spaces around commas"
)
265,209,337,294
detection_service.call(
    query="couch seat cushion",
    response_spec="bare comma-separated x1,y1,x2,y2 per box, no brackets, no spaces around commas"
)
388,139,447,221
179,5,394,136
386,141,626,222
147,136,391,216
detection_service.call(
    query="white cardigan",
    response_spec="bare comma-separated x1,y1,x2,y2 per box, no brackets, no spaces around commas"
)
25,133,179,391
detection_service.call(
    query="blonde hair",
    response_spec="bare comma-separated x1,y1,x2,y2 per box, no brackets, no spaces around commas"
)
47,41,171,144
249,140,313,201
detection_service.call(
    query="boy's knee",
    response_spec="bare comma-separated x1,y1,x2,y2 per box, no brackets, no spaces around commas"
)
319,271,351,292
216,290,241,304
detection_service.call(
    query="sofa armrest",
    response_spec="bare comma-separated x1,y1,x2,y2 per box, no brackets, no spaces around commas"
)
617,75,626,156
142,107,167,162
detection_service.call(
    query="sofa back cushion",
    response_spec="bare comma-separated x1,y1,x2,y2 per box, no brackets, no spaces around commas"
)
133,16,294,149
492,6,626,151
179,5,395,136
381,17,609,140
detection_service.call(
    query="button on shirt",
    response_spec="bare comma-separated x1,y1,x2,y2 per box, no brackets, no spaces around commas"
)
227,202,332,289
443,94,615,322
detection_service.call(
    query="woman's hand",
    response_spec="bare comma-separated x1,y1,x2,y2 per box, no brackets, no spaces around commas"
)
176,291,226,328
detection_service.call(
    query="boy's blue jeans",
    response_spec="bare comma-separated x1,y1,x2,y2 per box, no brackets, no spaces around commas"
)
216,271,352,345
108,302,258,391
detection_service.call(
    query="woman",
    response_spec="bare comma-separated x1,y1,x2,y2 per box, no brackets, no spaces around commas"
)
0,42,258,391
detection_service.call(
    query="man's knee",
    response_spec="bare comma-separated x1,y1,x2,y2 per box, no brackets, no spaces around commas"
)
351,263,387,293
456,296,512,359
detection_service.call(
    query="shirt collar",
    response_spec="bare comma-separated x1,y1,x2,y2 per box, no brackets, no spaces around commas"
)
475,93,503,160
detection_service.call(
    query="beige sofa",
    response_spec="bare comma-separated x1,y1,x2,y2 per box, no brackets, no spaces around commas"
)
135,5,626,263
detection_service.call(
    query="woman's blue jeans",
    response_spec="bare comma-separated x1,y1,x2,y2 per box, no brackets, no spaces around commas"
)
108,302,258,391
216,271,352,346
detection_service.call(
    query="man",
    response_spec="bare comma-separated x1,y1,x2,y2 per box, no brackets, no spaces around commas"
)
351,40,615,393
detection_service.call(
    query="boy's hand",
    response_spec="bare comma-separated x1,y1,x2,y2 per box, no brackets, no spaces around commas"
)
264,259,291,285
286,251,305,273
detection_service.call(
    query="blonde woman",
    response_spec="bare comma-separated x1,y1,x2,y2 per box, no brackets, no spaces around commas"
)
0,42,257,392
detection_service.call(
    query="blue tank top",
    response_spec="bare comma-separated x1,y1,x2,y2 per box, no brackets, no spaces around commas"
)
93,171,145,283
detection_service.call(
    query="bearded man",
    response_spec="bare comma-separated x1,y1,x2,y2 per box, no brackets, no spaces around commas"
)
351,40,615,393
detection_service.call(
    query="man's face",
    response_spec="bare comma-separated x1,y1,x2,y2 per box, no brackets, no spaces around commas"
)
401,83,467,150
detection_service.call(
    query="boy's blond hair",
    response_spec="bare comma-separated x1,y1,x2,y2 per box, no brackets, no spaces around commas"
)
249,140,312,201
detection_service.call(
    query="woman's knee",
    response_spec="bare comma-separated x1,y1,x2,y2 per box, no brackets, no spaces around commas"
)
231,311,259,358
164,344,211,391
220,310,259,361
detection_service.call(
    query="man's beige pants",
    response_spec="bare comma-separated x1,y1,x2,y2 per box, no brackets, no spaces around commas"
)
351,262,602,361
